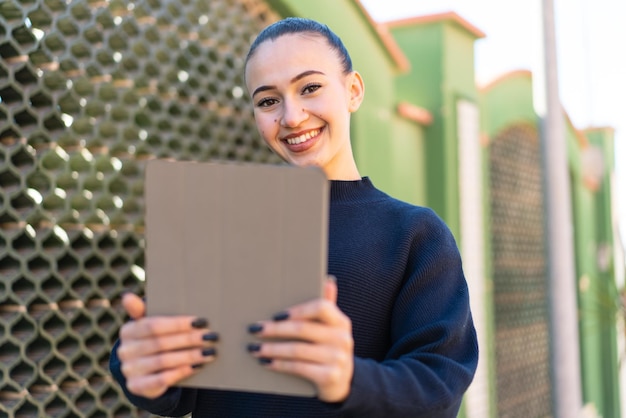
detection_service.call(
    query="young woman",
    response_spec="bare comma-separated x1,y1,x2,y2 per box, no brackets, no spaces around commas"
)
110,17,478,417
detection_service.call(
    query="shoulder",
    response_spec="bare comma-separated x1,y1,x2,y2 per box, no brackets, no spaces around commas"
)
375,192,460,256
374,190,449,234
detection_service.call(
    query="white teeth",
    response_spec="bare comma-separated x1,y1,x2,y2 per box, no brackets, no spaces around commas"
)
286,129,319,145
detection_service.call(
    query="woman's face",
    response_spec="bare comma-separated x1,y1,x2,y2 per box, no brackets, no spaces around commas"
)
245,34,364,179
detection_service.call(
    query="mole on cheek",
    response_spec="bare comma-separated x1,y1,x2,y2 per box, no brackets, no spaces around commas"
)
274,119,277,123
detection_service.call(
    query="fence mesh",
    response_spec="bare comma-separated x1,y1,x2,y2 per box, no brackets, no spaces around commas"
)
0,0,280,416
489,123,553,418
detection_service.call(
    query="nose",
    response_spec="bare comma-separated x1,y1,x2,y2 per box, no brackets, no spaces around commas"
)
280,98,308,128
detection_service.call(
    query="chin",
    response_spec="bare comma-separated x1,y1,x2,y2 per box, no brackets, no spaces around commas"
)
288,158,321,169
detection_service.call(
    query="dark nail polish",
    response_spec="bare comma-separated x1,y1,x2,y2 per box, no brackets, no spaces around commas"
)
192,363,204,369
247,342,261,352
191,318,209,329
258,357,273,365
248,323,263,334
202,347,217,357
202,332,219,342
272,311,289,321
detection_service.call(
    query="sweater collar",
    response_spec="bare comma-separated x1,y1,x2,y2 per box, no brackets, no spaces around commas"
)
329,177,378,203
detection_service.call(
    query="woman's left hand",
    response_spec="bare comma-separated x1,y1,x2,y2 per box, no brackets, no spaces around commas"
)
248,277,354,403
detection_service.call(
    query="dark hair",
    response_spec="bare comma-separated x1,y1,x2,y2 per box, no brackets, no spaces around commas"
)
245,17,353,74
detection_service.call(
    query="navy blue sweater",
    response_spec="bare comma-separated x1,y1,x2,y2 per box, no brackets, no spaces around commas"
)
110,178,478,417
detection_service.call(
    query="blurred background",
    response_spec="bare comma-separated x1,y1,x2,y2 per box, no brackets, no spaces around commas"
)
0,0,623,417
361,0,626,247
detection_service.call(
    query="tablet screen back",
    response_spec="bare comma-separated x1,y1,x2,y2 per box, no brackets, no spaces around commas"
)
144,160,328,396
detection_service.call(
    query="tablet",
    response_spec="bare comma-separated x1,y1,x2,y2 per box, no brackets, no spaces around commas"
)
144,160,328,396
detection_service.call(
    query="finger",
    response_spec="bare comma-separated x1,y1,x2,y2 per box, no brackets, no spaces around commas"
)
117,328,216,360
251,340,344,365
122,346,216,377
256,320,352,347
323,276,338,304
275,299,349,327
126,364,200,399
120,315,208,340
122,292,146,320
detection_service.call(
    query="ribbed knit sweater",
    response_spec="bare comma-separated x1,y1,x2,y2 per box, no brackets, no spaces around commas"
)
110,177,478,417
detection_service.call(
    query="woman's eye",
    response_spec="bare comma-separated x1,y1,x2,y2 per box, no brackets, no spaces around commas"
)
302,84,321,94
257,98,277,107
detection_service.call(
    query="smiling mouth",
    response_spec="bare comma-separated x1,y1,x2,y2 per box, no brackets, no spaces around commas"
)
284,128,322,145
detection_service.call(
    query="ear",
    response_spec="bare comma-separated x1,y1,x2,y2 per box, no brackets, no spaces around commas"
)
347,71,365,113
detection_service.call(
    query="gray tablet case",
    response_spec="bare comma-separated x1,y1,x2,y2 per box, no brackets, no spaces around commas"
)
144,160,328,397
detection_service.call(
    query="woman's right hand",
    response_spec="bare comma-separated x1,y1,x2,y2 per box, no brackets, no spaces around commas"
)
116,293,218,399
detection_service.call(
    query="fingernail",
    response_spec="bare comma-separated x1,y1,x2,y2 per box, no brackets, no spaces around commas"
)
247,342,261,352
192,363,204,369
202,332,219,342
202,347,217,357
258,357,272,365
191,318,209,329
272,311,289,321
248,323,263,334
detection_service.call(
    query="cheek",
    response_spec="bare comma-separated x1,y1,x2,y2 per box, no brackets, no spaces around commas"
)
255,119,275,143
254,116,270,133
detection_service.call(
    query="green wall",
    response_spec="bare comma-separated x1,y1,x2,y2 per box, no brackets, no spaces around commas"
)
390,115,427,205
479,72,537,139
390,20,482,234
391,23,447,216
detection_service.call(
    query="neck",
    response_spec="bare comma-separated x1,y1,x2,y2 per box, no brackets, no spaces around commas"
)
323,148,361,180
325,163,360,181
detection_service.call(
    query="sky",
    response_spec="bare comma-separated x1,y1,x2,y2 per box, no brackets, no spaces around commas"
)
360,0,626,246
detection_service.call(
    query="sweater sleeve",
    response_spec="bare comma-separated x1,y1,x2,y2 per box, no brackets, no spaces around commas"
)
109,338,198,417
339,210,479,417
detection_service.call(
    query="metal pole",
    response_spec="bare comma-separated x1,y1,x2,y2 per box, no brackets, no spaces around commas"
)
538,0,583,416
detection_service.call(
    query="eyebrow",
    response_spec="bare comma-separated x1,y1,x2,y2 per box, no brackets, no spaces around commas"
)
251,70,325,98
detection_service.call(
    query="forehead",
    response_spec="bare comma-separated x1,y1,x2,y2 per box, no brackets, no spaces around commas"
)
245,34,341,85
